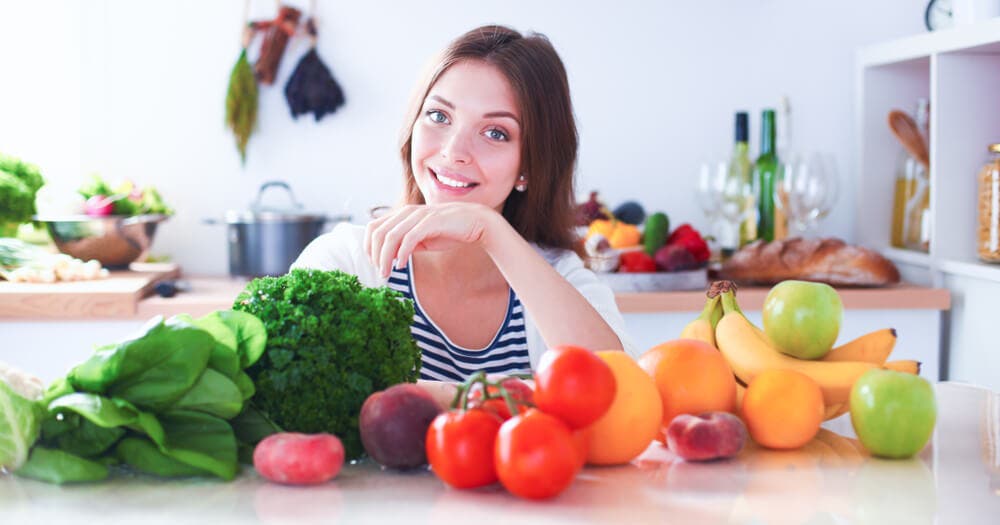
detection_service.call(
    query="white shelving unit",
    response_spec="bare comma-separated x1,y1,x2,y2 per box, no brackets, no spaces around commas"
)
855,18,1000,388
857,18,1000,282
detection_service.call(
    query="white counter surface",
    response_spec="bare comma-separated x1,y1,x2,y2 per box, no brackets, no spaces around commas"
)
1,382,997,524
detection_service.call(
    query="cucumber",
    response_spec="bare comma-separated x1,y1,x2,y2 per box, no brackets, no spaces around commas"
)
643,212,670,256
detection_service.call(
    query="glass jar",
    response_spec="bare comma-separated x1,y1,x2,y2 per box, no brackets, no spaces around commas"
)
978,144,1000,262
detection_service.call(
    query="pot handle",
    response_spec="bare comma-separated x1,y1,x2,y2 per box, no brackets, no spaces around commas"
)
253,180,303,212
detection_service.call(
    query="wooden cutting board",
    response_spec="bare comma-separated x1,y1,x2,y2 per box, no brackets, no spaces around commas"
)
0,263,180,319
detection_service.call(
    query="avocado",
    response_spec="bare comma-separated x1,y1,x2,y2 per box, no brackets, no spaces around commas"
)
643,212,670,256
613,201,646,225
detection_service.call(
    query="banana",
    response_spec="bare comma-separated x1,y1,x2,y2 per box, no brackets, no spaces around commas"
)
884,359,921,375
679,295,722,346
715,288,879,408
821,328,897,364
824,403,849,421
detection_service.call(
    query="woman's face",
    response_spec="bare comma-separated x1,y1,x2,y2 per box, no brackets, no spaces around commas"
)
410,60,522,211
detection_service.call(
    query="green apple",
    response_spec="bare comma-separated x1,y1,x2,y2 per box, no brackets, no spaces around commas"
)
850,369,937,459
762,280,843,359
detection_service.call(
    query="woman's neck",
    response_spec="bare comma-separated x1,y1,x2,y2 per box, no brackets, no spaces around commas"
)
412,244,505,294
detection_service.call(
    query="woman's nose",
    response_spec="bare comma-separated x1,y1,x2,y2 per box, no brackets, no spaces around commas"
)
440,129,472,164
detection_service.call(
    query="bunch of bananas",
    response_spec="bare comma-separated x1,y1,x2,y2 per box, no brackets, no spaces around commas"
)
680,281,918,421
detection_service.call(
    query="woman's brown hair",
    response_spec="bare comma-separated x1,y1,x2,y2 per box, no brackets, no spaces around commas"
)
399,25,578,251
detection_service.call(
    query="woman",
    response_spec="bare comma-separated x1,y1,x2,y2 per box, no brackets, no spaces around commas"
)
293,25,635,396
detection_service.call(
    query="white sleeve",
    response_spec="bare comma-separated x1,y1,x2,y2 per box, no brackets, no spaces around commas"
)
523,248,640,368
290,222,386,288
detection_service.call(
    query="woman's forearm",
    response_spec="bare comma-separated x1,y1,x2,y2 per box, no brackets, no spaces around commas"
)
481,214,624,351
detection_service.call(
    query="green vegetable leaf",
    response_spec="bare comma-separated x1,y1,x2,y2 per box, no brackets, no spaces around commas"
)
160,411,238,480
234,371,255,401
115,437,206,478
68,316,214,412
54,418,125,458
215,310,267,369
0,380,42,472
230,403,282,447
168,368,243,419
46,392,166,449
40,377,74,406
15,447,109,484
179,312,241,379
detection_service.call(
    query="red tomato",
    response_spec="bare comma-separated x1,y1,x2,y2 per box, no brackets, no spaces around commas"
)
571,427,593,470
426,409,503,489
619,251,657,272
494,409,581,500
533,345,617,429
468,378,534,420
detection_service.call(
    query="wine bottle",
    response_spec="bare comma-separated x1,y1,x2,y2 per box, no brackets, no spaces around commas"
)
756,109,780,242
727,112,755,250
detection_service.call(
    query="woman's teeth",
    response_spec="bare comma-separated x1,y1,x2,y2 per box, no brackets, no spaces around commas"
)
435,171,474,188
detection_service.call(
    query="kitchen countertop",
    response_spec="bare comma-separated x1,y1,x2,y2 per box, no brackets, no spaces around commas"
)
0,275,952,320
0,382,996,524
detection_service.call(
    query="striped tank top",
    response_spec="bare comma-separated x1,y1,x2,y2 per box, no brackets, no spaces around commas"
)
387,261,532,382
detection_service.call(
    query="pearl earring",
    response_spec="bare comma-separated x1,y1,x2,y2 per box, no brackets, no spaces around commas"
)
515,175,527,192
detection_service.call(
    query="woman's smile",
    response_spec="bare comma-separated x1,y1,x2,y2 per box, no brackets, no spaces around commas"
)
430,167,479,193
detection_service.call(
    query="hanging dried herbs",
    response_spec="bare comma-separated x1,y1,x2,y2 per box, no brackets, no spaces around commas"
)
284,19,345,121
252,6,301,85
225,40,258,164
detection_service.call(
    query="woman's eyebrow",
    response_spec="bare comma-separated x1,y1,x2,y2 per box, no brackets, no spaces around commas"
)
483,111,520,125
428,94,520,126
428,95,455,109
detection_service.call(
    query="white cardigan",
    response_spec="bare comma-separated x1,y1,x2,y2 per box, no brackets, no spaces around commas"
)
291,222,638,368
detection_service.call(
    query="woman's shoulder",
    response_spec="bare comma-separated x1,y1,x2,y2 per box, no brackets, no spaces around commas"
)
292,222,365,262
290,222,383,285
531,244,585,273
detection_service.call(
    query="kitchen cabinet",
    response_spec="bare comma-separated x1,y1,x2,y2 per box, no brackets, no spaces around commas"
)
855,18,1000,389
1,382,996,523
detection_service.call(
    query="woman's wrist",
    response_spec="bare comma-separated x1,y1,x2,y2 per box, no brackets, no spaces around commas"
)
478,206,519,255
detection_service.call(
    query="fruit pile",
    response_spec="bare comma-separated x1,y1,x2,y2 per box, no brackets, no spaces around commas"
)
355,347,661,500
577,191,709,273
654,279,936,460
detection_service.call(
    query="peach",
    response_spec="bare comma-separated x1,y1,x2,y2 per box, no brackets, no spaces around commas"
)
665,412,747,461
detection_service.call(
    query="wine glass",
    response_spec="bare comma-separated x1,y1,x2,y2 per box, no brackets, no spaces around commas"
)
775,153,840,235
698,161,755,253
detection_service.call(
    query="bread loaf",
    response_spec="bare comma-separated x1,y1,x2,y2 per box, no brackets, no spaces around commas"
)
718,238,900,287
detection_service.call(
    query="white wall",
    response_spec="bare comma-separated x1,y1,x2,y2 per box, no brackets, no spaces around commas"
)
0,0,927,275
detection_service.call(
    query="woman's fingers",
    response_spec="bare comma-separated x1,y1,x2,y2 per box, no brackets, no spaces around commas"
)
394,214,440,269
365,206,414,269
377,208,427,277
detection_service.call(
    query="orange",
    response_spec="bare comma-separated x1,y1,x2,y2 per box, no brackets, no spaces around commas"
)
584,351,662,465
638,339,738,442
741,369,824,449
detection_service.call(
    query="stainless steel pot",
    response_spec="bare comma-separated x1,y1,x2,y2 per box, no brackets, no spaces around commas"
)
209,181,349,277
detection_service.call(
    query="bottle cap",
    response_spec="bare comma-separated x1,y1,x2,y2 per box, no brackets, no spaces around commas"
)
735,112,748,142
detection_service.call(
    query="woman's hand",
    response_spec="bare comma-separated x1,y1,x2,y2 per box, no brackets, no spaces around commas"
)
364,202,500,277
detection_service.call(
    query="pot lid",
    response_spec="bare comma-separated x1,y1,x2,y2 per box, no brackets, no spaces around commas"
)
225,181,327,224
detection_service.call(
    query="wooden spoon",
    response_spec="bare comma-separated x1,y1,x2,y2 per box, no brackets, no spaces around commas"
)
888,110,930,169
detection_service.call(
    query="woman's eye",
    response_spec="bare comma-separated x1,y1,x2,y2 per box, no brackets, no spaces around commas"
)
485,128,508,141
426,110,449,124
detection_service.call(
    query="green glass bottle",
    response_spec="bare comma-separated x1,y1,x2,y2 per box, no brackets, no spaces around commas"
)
756,109,779,242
